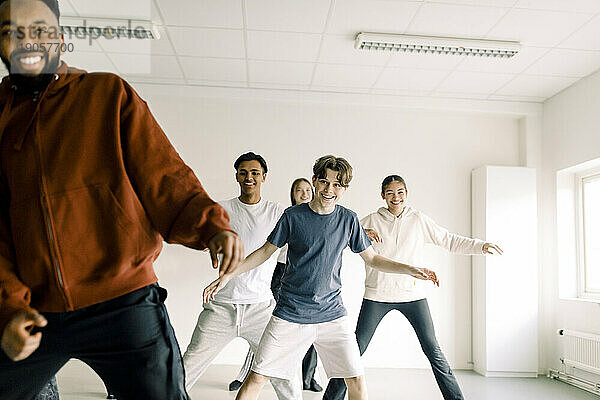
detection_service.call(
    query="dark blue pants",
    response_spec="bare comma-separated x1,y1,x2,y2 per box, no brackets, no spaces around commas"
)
302,345,318,387
0,284,189,400
323,298,464,400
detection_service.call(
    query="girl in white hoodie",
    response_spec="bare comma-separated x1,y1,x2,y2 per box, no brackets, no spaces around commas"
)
323,175,502,400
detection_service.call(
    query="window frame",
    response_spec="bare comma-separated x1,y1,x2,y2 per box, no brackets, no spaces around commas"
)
576,167,600,299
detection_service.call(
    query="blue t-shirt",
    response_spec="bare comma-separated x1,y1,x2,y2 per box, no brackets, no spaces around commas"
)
267,203,371,324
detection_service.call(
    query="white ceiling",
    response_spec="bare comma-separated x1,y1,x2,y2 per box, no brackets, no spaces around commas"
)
3,0,600,102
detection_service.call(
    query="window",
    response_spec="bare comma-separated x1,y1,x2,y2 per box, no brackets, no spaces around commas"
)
580,173,600,297
556,158,600,301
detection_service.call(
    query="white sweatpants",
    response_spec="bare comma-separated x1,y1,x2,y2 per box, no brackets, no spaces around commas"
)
182,299,302,400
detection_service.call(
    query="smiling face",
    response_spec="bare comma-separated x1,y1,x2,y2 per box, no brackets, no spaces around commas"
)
292,180,313,205
0,0,63,76
381,180,407,216
312,168,346,210
236,160,266,198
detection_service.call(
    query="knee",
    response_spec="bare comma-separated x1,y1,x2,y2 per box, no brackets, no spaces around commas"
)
246,371,269,386
182,344,202,361
421,339,449,366
344,375,366,392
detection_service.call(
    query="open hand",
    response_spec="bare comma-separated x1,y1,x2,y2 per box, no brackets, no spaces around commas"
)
411,267,439,287
1,309,47,361
483,243,503,255
203,274,234,303
207,231,244,276
364,229,383,244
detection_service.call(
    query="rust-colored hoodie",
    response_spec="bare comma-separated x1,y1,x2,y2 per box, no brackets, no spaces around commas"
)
0,63,231,333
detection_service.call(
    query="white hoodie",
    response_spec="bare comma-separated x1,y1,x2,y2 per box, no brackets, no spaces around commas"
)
360,206,484,303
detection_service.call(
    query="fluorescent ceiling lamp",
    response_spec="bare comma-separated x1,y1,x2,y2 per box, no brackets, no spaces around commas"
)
355,32,520,58
60,16,160,40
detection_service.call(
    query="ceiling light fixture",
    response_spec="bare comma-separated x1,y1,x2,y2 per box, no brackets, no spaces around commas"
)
355,32,520,58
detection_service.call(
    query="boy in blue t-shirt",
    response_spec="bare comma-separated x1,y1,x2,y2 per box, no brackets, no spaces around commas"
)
204,155,439,400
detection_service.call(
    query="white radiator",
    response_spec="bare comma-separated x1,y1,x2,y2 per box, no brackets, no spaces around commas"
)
548,329,600,395
560,329,600,375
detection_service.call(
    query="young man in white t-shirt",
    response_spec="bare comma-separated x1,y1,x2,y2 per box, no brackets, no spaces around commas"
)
182,153,301,399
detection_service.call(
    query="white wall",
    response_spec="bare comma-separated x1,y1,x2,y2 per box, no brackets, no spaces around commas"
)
133,85,521,369
540,69,600,373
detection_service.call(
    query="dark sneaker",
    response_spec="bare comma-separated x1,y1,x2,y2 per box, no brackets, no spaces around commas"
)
229,380,243,391
303,379,322,392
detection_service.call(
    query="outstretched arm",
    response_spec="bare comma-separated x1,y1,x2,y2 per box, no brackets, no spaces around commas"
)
421,212,496,256
359,246,439,286
422,214,503,257
117,78,236,257
203,241,279,303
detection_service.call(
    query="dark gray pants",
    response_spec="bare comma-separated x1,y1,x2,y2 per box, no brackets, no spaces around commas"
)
0,284,189,400
323,298,464,400
302,344,318,387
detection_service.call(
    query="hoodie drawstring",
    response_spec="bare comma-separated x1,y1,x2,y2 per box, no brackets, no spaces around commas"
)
235,304,246,336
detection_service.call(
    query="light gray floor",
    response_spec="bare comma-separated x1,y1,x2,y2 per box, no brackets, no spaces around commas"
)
55,360,599,399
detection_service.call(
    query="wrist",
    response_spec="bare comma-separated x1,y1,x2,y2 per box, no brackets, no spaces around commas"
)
207,229,235,246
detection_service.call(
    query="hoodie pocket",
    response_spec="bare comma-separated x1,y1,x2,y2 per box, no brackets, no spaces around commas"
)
48,184,144,283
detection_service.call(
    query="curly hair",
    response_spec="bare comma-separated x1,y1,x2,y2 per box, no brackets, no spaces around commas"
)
312,155,353,187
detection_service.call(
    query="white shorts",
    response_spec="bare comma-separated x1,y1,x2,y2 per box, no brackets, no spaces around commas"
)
252,315,364,380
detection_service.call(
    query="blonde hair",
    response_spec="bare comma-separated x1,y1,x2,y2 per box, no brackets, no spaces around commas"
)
290,178,313,205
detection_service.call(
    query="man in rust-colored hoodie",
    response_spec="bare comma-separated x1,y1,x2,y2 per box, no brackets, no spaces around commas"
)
0,1,244,399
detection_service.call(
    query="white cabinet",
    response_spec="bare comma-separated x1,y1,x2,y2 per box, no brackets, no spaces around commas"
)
472,166,538,377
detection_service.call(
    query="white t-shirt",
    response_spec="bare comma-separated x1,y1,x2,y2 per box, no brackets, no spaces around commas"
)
213,197,285,304
277,245,288,264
